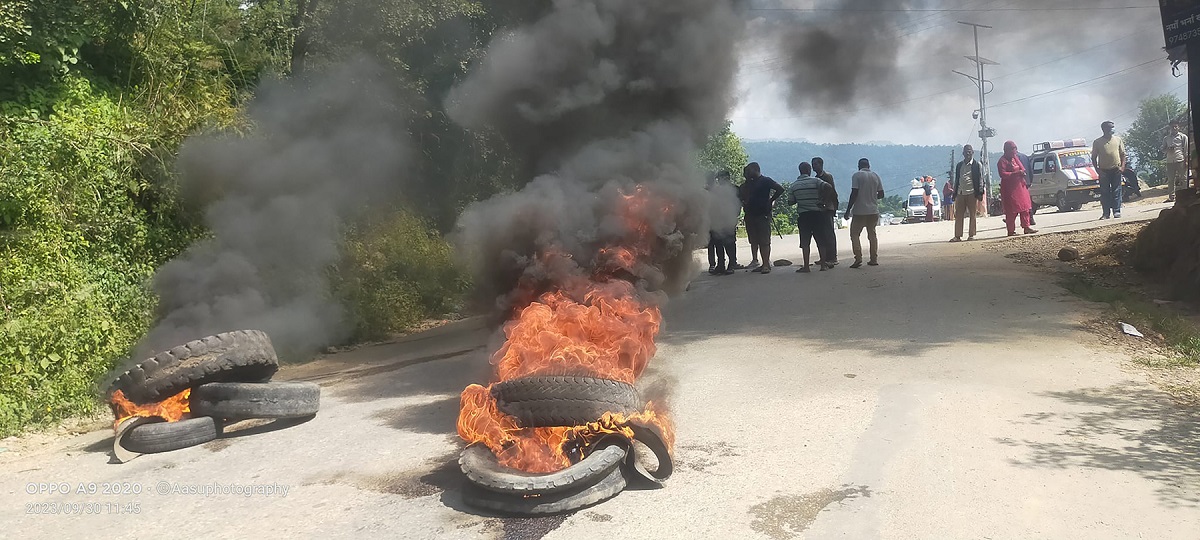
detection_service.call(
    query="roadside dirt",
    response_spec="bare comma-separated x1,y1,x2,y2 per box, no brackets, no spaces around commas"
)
987,221,1200,405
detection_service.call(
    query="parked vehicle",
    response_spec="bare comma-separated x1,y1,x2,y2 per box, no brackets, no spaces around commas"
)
1027,138,1101,213
904,186,941,223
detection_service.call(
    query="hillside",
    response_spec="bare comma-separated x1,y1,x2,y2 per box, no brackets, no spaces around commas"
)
745,140,1001,197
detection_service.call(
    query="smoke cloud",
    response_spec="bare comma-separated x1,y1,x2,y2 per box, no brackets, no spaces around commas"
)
743,0,1172,141
447,0,747,312
133,60,411,360
756,0,955,114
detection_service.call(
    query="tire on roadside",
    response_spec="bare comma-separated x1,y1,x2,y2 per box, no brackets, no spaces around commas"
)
491,376,642,428
461,465,627,515
190,382,321,420
108,330,279,404
119,417,221,454
459,443,627,495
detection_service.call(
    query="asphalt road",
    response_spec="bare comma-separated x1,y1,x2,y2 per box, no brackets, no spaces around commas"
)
3,200,1198,539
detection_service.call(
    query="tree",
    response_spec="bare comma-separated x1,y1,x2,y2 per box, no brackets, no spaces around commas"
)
1125,93,1188,187
878,194,906,215
698,122,749,179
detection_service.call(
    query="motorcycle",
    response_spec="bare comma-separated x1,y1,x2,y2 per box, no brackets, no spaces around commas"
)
1122,167,1142,202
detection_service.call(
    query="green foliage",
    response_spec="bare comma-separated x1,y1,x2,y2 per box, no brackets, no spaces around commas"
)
0,0,554,436
0,1,251,435
333,210,469,341
878,194,906,216
698,122,749,179
1061,276,1200,366
0,78,187,435
1125,94,1188,187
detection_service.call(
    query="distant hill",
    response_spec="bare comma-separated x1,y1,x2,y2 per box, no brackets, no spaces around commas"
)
744,140,1001,197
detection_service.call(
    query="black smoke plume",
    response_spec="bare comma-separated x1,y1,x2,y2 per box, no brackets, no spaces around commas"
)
132,60,411,361
448,0,747,313
756,0,1168,123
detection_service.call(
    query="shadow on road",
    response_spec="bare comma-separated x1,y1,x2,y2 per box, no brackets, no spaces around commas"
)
370,395,460,435
999,382,1200,507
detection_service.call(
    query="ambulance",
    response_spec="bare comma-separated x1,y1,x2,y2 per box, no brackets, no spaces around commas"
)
1027,138,1101,213
903,178,941,223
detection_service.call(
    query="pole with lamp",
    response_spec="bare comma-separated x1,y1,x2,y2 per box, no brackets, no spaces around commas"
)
954,21,998,215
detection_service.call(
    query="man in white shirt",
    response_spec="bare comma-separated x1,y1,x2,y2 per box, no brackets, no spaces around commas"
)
1162,120,1190,203
843,158,884,268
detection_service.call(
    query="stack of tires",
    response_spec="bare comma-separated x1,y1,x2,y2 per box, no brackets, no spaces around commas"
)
459,376,671,515
109,330,321,455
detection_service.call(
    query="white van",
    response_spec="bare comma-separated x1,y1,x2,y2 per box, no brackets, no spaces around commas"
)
1027,139,1102,212
904,185,941,223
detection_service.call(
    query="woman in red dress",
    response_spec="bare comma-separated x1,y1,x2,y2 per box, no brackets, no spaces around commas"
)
998,140,1038,236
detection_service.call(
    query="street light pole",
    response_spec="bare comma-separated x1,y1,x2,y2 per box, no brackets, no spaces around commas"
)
957,21,997,212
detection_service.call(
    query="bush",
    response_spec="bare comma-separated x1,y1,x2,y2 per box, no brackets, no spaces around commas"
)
0,77,178,435
333,209,469,342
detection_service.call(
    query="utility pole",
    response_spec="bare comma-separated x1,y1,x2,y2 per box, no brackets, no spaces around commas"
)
954,21,997,214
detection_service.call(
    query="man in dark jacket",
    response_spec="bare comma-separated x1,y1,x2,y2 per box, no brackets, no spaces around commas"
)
950,144,983,242
738,162,784,274
812,157,839,265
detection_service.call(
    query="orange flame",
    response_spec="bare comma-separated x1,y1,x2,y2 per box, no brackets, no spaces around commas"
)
457,186,676,473
110,389,191,431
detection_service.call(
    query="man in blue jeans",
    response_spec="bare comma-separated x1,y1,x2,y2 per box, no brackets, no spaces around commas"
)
1091,121,1127,220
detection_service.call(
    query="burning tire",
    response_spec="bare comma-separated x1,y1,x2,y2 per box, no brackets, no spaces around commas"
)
109,330,279,404
461,465,627,515
459,443,627,495
190,382,320,420
491,376,641,428
118,417,221,454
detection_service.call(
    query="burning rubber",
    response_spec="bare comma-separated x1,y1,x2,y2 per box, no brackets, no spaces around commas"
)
107,330,320,462
108,330,279,404
453,185,685,514
458,372,674,515
491,376,642,428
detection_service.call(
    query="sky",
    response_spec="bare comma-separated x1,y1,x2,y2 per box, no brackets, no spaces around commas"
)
731,0,1188,150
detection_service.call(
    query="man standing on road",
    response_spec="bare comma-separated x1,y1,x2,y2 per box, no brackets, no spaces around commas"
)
950,144,983,243
812,157,839,266
844,158,884,268
1091,120,1127,219
739,162,784,274
942,177,955,224
707,170,741,275
1163,120,1189,203
788,162,836,272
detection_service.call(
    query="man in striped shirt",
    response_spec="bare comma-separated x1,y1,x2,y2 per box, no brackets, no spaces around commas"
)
788,162,836,272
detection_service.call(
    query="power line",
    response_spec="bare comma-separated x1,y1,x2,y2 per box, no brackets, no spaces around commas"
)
1112,81,1189,122
741,0,1013,72
734,31,1156,120
989,56,1168,109
990,31,1139,81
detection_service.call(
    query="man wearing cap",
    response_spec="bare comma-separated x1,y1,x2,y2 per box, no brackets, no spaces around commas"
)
1091,121,1127,220
1162,120,1190,203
